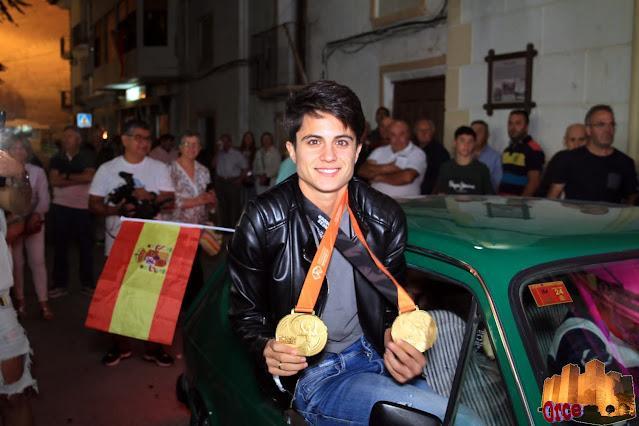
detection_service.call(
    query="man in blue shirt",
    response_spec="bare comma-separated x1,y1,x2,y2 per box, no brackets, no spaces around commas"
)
471,120,502,192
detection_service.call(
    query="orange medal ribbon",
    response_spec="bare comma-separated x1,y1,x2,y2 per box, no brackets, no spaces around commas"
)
346,207,417,314
294,190,348,313
293,189,417,315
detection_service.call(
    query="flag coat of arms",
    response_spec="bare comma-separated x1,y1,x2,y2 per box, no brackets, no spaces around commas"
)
85,220,200,344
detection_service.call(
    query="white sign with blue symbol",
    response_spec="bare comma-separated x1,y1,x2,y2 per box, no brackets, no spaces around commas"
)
76,113,93,129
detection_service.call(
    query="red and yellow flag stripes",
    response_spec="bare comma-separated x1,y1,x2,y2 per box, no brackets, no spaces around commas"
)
85,220,200,344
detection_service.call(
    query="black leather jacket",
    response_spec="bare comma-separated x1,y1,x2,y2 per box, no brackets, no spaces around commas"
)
228,175,407,397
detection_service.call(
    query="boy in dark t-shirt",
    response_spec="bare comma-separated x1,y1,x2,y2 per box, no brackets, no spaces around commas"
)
434,126,494,195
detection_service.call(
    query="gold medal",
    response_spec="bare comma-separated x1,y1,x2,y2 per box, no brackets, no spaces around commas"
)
275,311,328,356
391,309,437,353
277,191,346,358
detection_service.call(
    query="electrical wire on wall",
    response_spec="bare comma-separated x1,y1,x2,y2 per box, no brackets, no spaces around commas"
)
320,0,448,79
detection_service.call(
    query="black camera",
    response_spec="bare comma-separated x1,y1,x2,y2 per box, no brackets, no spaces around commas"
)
107,172,136,206
107,171,172,219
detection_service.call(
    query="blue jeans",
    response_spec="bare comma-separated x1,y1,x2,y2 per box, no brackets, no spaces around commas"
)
293,337,483,425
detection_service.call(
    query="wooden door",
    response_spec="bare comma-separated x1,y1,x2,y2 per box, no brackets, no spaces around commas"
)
392,75,445,141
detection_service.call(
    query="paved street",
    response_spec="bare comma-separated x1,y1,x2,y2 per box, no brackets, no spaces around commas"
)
19,241,190,426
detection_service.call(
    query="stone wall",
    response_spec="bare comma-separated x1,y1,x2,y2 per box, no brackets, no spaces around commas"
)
305,0,448,129
456,0,634,157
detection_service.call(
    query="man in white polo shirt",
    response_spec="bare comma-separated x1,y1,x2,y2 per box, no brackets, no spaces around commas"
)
358,120,426,197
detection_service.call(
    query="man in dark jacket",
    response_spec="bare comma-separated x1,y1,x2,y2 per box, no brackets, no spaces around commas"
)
414,118,451,194
228,81,476,424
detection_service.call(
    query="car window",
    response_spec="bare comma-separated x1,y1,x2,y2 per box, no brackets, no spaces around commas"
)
517,257,639,398
406,268,516,425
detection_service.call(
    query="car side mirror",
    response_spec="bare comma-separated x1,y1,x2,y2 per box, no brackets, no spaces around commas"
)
369,401,443,426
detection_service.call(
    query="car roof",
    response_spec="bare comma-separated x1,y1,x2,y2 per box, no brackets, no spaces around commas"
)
399,196,639,279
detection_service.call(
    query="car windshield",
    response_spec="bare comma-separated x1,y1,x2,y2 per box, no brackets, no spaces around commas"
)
519,256,639,400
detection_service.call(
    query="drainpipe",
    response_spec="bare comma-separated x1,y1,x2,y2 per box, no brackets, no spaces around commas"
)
628,0,639,162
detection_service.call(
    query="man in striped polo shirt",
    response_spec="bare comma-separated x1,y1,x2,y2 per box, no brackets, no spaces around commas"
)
498,110,545,196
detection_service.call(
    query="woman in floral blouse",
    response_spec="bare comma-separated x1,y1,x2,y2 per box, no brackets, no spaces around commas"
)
169,132,216,224
169,131,216,310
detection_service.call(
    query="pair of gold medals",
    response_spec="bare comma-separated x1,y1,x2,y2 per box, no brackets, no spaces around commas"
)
275,308,438,356
274,190,438,357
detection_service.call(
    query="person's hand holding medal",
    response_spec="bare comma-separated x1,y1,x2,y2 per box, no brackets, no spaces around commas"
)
346,195,437,383
263,191,347,377
265,190,437,381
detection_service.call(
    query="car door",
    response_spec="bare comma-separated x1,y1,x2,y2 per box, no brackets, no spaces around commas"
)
405,249,528,425
510,252,639,425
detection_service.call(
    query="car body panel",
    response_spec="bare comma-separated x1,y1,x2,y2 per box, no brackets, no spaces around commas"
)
182,259,286,425
405,250,532,424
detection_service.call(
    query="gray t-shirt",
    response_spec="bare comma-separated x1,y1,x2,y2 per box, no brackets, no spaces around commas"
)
310,210,363,354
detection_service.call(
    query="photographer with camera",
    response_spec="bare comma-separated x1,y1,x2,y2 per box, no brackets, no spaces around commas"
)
88,119,175,367
0,126,36,426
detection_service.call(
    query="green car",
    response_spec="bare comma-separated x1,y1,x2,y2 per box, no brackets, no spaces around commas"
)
179,196,639,425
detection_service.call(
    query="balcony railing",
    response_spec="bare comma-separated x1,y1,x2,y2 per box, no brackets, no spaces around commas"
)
250,22,307,98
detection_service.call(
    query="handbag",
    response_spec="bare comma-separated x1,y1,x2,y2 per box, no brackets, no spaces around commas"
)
5,216,24,245
23,213,43,236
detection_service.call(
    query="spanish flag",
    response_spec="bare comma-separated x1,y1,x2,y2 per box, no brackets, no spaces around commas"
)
85,219,200,344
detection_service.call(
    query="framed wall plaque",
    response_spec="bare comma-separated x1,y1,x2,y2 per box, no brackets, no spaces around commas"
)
483,43,537,116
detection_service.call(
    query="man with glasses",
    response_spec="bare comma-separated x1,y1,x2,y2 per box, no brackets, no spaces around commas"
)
89,119,176,367
548,105,638,204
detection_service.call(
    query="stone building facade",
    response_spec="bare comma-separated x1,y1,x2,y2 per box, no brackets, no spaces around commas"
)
68,0,639,162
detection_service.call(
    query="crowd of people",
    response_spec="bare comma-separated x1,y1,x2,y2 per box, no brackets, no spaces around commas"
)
0,101,635,335
0,119,290,368
355,104,637,206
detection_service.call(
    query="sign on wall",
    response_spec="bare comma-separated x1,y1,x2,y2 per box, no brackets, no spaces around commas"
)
76,113,93,128
484,44,537,116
